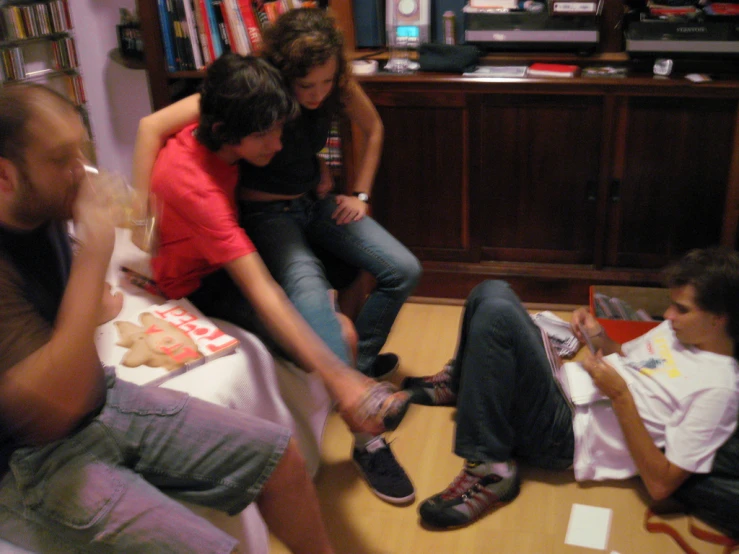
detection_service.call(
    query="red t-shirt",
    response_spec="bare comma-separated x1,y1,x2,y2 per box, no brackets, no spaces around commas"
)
151,124,256,298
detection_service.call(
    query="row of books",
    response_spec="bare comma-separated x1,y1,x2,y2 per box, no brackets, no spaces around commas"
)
0,37,77,83
158,0,316,73
0,0,72,43
592,292,656,322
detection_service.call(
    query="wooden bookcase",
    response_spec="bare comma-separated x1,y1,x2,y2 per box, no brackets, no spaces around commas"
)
135,0,739,303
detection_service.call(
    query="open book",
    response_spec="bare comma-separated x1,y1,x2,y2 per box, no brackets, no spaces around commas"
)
97,298,239,386
558,354,635,406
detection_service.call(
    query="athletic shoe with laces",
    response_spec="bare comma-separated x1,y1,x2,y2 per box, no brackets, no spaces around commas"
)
366,352,400,380
419,462,520,529
352,436,415,505
402,359,457,406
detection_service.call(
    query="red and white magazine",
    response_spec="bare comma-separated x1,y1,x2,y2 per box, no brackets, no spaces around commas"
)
98,298,239,387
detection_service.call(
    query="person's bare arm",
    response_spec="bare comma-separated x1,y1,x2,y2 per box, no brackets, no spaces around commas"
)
581,353,691,500
224,253,353,382
342,79,383,197
131,94,201,248
0,181,115,445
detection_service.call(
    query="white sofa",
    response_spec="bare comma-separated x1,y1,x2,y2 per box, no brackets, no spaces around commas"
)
0,229,332,553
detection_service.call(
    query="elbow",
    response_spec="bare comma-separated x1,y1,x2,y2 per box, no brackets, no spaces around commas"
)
644,478,679,502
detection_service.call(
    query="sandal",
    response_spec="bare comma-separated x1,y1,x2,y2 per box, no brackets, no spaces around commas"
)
341,382,411,435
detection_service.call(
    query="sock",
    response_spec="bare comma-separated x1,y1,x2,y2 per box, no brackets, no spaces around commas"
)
465,459,515,478
353,432,376,450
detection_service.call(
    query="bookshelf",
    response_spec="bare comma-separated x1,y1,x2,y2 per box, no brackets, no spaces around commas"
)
0,1,86,105
0,0,93,160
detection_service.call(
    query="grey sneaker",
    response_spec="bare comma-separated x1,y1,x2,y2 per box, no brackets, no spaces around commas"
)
353,436,415,505
419,462,520,529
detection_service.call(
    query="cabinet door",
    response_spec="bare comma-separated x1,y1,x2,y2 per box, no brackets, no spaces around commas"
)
364,89,473,262
471,94,604,264
607,97,737,268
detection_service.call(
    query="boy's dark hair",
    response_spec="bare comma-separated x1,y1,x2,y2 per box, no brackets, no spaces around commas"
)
0,84,78,164
197,54,298,151
262,8,348,114
664,246,739,341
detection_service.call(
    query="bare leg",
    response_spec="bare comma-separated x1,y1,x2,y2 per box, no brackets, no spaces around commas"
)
257,439,335,554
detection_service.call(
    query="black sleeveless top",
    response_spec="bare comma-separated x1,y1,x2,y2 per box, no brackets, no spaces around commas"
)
238,106,332,195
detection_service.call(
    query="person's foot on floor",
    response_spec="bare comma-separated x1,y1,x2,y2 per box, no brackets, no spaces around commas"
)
402,359,457,406
353,436,415,505
419,460,520,529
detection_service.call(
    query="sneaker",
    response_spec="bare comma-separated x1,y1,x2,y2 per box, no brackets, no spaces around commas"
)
366,353,400,380
353,436,415,505
419,463,520,529
402,359,457,406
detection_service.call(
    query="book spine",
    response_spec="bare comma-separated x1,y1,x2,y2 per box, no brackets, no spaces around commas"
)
252,0,270,29
172,0,194,70
182,0,205,69
193,0,213,65
238,0,263,53
211,0,233,53
225,0,250,55
203,0,224,58
157,0,177,72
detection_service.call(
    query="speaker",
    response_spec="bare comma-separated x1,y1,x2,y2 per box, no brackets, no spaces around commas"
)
353,0,385,48
432,0,467,44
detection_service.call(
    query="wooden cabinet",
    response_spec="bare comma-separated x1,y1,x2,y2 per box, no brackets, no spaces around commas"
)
357,75,739,303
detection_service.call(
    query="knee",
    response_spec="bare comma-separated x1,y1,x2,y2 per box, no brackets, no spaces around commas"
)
468,280,512,305
262,439,310,494
336,312,359,364
392,252,422,293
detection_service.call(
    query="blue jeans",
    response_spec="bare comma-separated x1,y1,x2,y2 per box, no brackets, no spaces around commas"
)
452,281,574,469
0,368,290,553
241,193,421,374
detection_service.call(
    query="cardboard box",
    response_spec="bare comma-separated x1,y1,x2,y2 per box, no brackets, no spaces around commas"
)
589,285,670,344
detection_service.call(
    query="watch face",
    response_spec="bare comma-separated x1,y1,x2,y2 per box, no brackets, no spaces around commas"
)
355,192,370,203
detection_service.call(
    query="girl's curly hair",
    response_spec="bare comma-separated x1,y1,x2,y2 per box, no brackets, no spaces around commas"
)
261,8,348,114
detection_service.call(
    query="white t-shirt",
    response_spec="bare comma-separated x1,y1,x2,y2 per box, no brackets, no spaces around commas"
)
572,321,739,482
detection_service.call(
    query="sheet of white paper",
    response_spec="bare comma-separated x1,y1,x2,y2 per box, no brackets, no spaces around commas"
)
564,504,613,550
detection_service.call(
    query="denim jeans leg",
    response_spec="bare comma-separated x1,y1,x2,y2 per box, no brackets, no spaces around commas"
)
453,281,573,465
242,203,352,366
305,196,422,374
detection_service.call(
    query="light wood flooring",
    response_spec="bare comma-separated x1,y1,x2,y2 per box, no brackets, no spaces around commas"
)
270,301,726,554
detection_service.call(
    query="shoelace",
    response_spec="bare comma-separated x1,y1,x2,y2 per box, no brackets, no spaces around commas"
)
363,440,406,480
441,470,480,500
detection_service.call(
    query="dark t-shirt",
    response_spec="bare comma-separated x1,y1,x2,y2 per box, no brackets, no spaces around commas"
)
238,106,332,195
0,221,71,472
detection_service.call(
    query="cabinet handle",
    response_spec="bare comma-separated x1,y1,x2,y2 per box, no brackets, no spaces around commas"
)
586,180,597,202
610,179,621,203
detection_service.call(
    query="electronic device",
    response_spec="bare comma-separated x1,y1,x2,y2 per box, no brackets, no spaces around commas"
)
386,0,431,46
624,16,739,58
464,10,600,53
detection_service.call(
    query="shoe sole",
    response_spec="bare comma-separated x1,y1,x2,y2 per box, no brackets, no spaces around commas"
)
352,459,416,506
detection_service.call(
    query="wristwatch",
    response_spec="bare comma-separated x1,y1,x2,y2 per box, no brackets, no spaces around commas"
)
352,192,370,203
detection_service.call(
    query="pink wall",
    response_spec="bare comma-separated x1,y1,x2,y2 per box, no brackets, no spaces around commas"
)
67,0,153,180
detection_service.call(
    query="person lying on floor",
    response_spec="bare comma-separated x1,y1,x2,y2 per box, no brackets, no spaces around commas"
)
403,247,739,529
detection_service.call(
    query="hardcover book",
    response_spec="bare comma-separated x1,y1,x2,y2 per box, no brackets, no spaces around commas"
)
98,298,239,387
527,62,579,77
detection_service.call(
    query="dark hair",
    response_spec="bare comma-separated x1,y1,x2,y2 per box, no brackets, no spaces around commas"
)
197,53,299,151
664,246,739,341
262,8,348,114
0,84,77,164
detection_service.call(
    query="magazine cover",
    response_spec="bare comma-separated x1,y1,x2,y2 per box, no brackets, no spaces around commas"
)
98,298,239,386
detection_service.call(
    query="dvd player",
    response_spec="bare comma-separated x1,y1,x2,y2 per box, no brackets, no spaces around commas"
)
464,11,599,53
625,19,739,57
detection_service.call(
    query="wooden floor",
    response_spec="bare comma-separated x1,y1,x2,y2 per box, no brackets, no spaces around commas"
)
270,302,725,554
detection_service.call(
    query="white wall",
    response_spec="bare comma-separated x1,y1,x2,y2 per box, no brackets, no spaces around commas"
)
67,0,153,180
